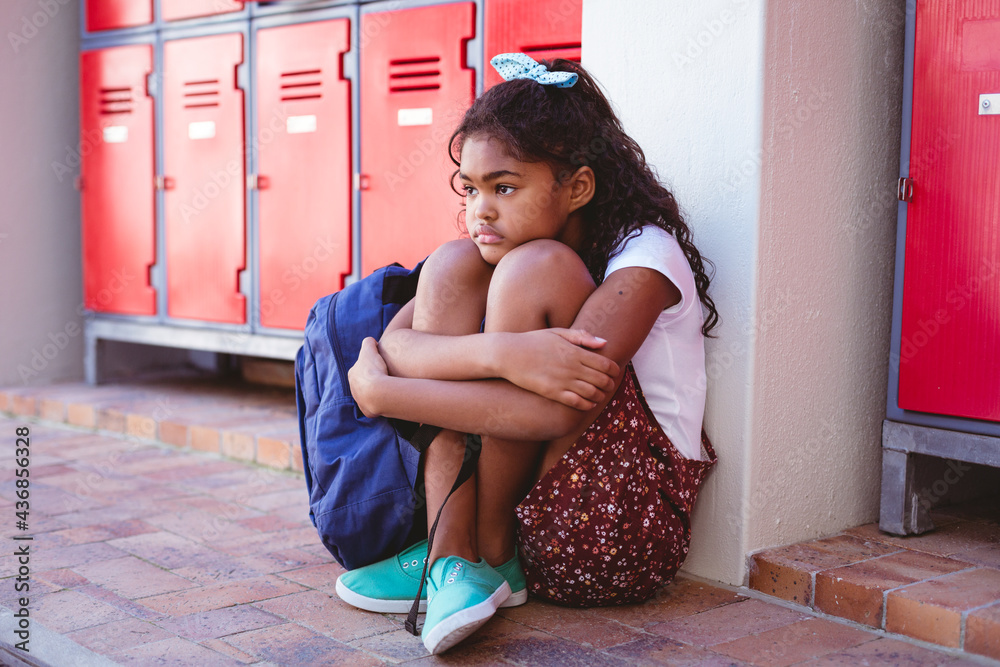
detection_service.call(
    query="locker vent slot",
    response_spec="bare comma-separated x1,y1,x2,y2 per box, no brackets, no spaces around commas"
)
281,69,322,102
183,79,220,109
521,43,582,63
99,86,134,115
389,57,441,92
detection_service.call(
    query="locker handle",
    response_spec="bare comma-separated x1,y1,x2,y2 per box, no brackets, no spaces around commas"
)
155,176,176,191
354,173,370,191
897,177,914,203
248,175,270,190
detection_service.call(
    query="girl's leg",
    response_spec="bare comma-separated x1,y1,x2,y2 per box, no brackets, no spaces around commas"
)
476,240,598,566
411,239,494,565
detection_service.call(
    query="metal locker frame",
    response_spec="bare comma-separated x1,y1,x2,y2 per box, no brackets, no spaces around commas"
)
881,0,1000,536
79,35,159,317
250,6,359,335
250,0,355,19
81,0,156,39
158,0,248,27
357,0,484,276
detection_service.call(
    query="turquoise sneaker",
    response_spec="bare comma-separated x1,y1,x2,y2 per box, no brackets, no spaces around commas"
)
421,556,510,654
335,540,528,613
494,553,528,607
335,540,429,613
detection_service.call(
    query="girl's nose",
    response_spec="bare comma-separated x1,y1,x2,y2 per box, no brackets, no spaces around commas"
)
474,194,497,221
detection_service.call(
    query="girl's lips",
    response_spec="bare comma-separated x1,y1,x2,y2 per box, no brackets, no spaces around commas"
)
474,224,504,244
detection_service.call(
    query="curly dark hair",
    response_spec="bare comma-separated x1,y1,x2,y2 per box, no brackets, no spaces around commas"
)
447,58,719,335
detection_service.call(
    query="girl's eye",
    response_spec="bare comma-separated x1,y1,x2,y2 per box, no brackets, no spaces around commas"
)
463,185,477,196
497,185,515,195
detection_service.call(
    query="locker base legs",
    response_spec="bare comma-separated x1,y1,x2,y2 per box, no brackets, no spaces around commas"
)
879,446,935,536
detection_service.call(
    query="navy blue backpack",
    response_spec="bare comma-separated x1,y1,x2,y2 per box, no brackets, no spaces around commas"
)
294,261,433,570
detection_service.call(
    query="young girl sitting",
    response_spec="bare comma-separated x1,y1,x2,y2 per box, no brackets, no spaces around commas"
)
338,53,718,655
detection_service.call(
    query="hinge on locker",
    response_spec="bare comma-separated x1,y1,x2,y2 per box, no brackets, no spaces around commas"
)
354,173,370,191
897,177,914,202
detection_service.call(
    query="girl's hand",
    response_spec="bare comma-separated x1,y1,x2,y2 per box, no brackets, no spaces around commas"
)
348,337,389,417
499,329,620,409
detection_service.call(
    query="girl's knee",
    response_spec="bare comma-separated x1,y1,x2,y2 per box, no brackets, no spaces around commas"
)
421,239,493,291
493,240,592,288
490,239,595,299
414,239,493,327
486,240,595,327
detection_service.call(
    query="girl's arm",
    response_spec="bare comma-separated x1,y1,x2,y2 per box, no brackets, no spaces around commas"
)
378,294,622,408
352,267,679,441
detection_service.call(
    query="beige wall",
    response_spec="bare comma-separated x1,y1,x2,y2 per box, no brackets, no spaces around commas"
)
0,0,85,387
750,1,903,551
585,0,905,584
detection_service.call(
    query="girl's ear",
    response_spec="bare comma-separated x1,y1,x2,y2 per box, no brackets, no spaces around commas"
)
567,165,596,213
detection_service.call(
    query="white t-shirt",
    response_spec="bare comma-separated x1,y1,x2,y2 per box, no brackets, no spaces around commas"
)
603,225,707,461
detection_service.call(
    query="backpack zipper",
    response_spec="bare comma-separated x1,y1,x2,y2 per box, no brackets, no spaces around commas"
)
327,293,351,396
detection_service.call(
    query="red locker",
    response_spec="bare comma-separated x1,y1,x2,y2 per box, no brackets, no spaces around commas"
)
256,19,352,330
898,1,1000,421
484,0,581,90
86,0,153,31
162,34,247,323
161,0,243,22
80,46,157,315
359,2,476,275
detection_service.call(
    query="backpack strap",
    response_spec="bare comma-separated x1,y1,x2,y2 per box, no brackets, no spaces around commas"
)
404,433,482,636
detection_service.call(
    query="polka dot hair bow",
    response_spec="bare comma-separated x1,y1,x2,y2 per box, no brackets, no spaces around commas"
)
490,52,578,88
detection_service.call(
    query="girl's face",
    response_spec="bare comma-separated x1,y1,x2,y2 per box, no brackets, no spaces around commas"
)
459,135,593,265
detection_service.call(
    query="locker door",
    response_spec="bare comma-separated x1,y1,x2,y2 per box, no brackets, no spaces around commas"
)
359,2,476,275
163,34,247,323
484,0,581,90
899,1,1000,421
256,19,352,330
80,46,157,315
161,0,243,22
86,0,153,31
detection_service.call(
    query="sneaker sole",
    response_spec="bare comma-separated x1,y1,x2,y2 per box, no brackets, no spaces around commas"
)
423,581,511,654
335,578,527,614
335,577,427,614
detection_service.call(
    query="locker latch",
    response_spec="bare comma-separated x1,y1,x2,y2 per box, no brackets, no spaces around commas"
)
354,173,370,191
247,175,270,190
980,94,1000,115
897,177,914,202
155,176,176,191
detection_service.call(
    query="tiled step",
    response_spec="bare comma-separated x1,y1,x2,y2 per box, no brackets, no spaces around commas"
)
749,497,1000,662
0,379,302,473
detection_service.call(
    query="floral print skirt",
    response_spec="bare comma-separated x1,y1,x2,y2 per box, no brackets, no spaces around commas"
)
515,364,717,607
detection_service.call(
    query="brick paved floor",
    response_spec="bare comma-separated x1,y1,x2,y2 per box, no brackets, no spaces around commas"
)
1,383,997,665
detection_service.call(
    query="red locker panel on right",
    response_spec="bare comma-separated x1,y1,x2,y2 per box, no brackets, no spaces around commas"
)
359,2,476,275
898,0,1000,422
80,46,157,315
86,0,153,31
484,0,581,90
